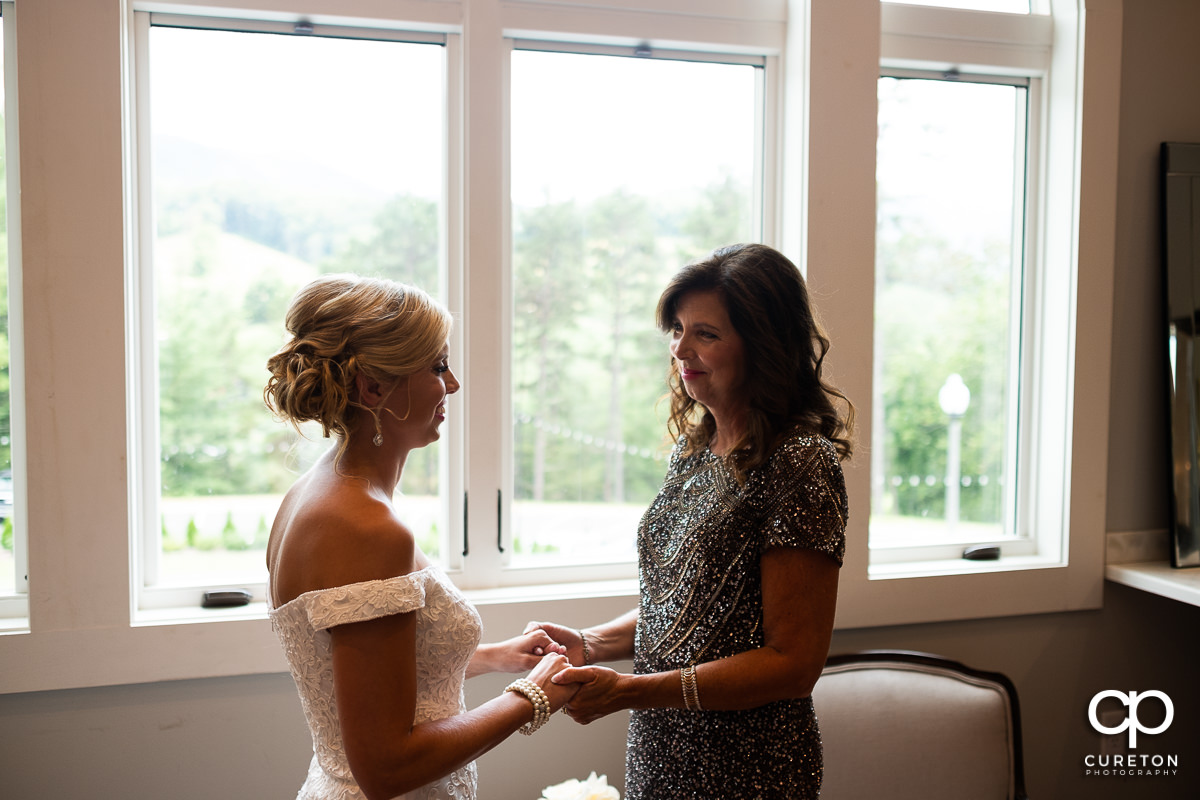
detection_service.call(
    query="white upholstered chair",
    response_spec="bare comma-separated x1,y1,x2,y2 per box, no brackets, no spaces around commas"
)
812,650,1029,800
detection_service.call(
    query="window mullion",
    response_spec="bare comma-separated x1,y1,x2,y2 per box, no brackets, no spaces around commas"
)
129,9,162,595
458,4,507,590
442,32,468,575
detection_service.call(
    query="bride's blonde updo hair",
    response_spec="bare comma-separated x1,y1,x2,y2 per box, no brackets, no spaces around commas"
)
264,274,452,451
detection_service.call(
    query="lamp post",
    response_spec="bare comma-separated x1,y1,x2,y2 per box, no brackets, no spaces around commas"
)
938,374,971,532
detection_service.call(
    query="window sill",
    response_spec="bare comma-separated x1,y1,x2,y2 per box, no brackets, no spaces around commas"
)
0,582,640,695
1105,529,1200,608
133,601,271,627
1106,561,1200,608
464,578,638,607
869,551,1063,580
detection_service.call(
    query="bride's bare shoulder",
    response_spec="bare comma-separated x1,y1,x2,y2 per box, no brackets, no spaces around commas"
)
269,473,416,603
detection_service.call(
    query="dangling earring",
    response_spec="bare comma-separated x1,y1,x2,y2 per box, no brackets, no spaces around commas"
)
382,381,412,424
370,381,409,446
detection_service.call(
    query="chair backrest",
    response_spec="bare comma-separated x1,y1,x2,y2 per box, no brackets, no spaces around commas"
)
812,650,1028,800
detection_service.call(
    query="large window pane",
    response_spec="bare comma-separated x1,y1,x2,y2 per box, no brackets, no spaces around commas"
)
148,26,446,589
509,49,759,567
871,76,1026,550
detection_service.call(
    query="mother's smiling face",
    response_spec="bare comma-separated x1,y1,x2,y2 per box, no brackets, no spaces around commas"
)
668,289,748,434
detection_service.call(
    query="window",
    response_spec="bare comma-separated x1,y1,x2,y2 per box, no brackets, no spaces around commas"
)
871,72,1028,562
824,0,1111,627
133,17,449,609
130,11,774,603
868,5,1063,579
1,0,1122,692
506,44,763,575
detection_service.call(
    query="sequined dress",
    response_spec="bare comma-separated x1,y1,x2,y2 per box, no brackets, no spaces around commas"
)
626,429,847,800
269,566,483,800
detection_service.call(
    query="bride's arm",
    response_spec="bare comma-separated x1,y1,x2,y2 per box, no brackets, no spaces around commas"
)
466,630,568,678
307,506,576,799
331,613,576,800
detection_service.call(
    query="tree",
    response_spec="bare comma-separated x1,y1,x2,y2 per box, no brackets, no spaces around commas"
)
323,194,440,291
678,170,751,259
321,193,443,495
585,189,666,503
875,220,1012,524
512,199,587,501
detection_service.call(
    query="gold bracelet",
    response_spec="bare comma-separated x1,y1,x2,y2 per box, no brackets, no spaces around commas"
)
579,629,592,665
505,678,551,734
680,664,703,711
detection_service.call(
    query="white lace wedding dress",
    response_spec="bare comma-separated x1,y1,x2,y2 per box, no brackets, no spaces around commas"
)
270,565,483,800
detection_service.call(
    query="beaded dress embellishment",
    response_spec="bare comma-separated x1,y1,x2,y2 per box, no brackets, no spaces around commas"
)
625,430,847,800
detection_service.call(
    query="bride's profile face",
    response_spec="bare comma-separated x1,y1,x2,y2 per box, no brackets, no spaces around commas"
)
395,344,459,447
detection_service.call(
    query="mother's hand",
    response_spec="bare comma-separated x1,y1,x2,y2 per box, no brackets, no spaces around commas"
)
550,665,626,724
490,629,568,673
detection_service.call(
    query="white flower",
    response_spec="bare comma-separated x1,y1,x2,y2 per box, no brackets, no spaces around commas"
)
540,772,621,800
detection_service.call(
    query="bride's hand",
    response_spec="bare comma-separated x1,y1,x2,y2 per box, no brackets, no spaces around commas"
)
485,629,568,673
523,620,586,667
525,653,581,713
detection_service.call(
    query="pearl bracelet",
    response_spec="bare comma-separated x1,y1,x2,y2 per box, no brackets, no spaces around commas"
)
680,664,703,711
505,678,552,735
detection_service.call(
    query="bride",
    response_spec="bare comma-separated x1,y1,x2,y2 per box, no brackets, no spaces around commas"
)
264,274,578,799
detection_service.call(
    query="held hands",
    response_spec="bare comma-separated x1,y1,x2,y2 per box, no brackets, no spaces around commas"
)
551,664,625,725
522,620,586,667
487,629,569,673
523,651,581,714
521,620,624,723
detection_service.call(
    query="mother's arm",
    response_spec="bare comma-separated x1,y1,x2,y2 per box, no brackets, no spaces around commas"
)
466,629,568,678
552,546,839,723
523,607,639,668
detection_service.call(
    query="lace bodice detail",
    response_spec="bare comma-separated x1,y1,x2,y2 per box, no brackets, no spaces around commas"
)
270,566,483,800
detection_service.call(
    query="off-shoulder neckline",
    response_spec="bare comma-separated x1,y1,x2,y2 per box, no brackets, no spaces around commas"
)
268,564,439,613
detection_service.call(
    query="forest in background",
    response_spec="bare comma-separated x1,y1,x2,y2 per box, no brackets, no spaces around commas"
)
0,129,1013,568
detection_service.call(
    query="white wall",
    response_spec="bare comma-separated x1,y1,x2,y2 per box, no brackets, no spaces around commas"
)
3,0,1200,798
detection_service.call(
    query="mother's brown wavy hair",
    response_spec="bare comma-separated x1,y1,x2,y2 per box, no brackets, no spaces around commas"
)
656,244,855,482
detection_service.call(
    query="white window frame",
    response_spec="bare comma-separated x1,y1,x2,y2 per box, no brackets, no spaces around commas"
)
822,0,1118,627
870,44,1042,567
123,7,783,608
127,12,456,614
0,0,1121,694
0,0,27,630
466,36,778,591
450,1,788,597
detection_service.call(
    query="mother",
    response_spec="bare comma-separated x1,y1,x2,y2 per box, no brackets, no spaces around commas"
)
533,243,854,799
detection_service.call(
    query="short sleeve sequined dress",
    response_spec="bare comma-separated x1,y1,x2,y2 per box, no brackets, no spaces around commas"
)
626,429,847,800
269,566,483,800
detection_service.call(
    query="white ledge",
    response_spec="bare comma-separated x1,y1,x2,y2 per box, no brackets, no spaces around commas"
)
464,578,638,606
1104,530,1200,608
1106,561,1200,608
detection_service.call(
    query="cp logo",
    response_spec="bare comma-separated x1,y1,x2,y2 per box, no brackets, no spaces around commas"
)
1088,690,1174,748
